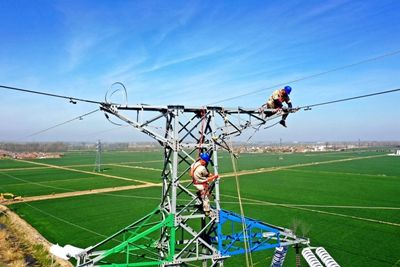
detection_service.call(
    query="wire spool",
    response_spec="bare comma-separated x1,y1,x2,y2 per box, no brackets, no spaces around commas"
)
302,248,323,267
270,246,288,267
315,247,340,267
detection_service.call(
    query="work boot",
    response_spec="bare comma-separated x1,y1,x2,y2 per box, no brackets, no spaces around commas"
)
204,210,211,217
279,120,287,128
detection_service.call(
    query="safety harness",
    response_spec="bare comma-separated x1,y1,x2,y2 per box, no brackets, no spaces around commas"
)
190,162,211,196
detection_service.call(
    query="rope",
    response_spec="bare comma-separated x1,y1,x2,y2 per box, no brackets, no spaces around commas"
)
196,107,207,159
264,121,280,129
233,124,262,155
233,116,280,155
224,120,254,267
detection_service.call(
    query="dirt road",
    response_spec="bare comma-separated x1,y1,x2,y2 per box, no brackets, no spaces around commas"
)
2,153,385,204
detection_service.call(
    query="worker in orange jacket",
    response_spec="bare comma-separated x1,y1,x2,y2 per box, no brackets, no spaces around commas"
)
190,153,219,216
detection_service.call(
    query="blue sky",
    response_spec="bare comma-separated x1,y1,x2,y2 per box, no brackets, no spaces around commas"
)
1,0,399,143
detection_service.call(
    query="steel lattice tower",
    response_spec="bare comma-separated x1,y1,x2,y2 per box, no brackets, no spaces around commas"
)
93,140,102,172
52,98,308,267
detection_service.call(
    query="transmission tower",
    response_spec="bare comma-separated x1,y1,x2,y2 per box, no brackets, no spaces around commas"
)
51,85,308,267
93,140,102,172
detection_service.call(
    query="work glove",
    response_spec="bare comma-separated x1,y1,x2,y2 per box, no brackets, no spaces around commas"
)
207,174,219,183
291,106,300,113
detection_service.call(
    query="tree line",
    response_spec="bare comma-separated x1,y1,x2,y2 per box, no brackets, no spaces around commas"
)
0,142,69,152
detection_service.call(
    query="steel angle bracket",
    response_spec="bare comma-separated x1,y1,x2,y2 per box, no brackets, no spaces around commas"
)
100,103,171,146
76,207,175,267
209,210,309,257
215,107,284,138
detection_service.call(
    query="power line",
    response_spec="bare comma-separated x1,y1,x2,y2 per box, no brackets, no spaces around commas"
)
78,125,130,139
13,109,99,142
23,201,110,238
3,50,400,109
10,88,398,142
300,88,400,109
0,84,103,104
2,50,398,120
208,49,400,105
0,172,160,239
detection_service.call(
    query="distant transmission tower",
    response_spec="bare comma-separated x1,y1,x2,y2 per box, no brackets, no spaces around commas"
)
279,138,283,159
94,140,102,172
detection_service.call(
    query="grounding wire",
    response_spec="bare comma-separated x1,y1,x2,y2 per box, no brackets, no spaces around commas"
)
12,109,100,142
207,49,400,105
299,88,400,109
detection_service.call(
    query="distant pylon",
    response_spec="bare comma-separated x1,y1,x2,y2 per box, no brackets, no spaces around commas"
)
94,140,102,172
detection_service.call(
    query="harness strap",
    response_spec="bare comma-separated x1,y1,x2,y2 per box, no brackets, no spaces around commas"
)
190,163,209,186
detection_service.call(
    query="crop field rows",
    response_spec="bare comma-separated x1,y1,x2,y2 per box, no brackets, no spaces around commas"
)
1,150,399,267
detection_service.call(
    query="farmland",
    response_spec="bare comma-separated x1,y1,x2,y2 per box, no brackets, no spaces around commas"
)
1,149,399,267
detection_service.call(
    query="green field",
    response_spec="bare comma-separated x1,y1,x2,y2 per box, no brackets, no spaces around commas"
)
1,150,399,266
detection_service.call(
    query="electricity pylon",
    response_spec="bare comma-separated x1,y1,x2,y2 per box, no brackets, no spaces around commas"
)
52,91,308,266
93,140,102,172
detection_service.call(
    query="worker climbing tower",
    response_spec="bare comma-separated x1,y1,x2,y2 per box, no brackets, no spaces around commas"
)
51,83,309,267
